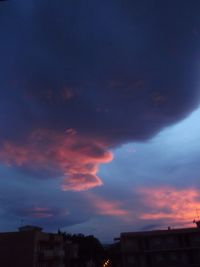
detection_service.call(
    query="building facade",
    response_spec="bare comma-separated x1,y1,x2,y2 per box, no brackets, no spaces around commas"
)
120,225,200,267
0,225,65,267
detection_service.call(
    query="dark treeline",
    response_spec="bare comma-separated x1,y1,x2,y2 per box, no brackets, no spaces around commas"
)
60,231,105,267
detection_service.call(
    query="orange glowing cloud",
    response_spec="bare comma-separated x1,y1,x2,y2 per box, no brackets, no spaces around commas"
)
0,129,113,191
86,193,130,219
137,186,200,226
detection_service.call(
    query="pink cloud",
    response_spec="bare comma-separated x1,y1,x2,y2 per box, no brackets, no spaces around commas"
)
62,174,103,191
86,193,130,219
137,186,200,226
0,129,113,191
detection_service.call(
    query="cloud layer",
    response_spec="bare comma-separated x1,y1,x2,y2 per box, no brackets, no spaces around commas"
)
0,0,200,195
137,186,200,227
0,129,112,190
0,0,200,189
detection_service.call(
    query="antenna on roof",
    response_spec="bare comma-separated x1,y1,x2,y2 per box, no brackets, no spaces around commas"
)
196,208,200,219
193,208,200,228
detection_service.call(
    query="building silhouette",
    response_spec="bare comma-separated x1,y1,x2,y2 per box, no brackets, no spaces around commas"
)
117,221,200,267
0,225,65,267
0,226,104,267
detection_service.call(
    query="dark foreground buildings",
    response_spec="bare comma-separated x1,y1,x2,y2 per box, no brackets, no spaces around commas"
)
0,225,65,267
112,221,200,267
2,223,200,267
0,225,104,267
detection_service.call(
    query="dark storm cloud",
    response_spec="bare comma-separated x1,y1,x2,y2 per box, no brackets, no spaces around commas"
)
0,0,200,188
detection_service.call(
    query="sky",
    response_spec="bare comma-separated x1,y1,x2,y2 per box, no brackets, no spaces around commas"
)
1,0,200,243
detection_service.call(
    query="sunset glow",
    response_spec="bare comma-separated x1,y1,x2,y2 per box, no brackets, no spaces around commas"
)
0,0,200,243
138,187,200,226
0,129,113,191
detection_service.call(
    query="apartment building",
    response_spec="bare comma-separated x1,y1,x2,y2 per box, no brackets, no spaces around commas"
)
120,223,200,267
0,225,65,267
